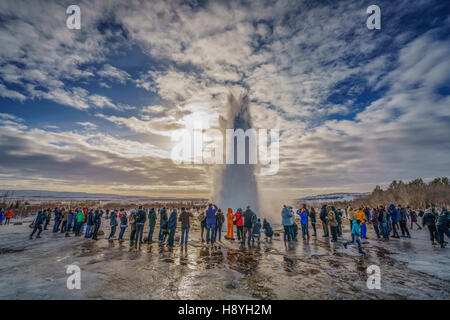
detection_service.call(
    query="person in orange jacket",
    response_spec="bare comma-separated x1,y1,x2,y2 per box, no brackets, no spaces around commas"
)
226,208,234,240
4,210,13,225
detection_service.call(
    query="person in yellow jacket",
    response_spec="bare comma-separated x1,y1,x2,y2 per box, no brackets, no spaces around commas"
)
355,208,366,223
226,208,235,240
355,207,368,238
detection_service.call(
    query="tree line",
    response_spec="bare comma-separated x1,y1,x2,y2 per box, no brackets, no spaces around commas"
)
346,177,450,209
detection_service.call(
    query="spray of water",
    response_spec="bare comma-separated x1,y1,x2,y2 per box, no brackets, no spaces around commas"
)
212,92,260,214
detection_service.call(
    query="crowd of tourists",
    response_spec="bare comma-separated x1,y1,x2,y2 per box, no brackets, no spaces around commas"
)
281,203,449,255
22,204,273,248
1,202,448,253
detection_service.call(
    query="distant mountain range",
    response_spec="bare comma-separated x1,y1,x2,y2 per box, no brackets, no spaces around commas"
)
0,190,203,201
298,192,370,203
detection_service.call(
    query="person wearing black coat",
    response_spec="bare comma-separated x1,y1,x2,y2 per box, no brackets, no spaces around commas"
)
85,209,95,238
422,209,438,245
91,209,103,240
436,209,450,248
30,210,45,239
320,204,329,237
52,207,62,233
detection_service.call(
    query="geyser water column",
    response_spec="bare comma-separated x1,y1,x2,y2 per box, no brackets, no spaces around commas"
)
214,93,260,214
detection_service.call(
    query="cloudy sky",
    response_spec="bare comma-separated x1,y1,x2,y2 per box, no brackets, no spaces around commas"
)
0,0,449,199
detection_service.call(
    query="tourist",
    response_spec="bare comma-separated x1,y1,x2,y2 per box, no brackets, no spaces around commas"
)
29,210,45,239
215,208,225,242
75,209,85,236
371,207,381,240
226,208,234,240
128,209,137,244
422,208,438,245
437,208,449,248
299,206,309,240
398,205,411,238
147,208,157,242
159,208,168,243
198,210,207,242
178,207,193,247
60,208,67,233
85,209,94,238
389,204,400,238
134,206,147,245
43,209,51,230
282,205,293,242
355,207,367,239
243,205,256,245
118,210,128,242
328,206,338,242
252,218,262,244
336,208,343,236
65,209,74,235
167,209,177,247
263,218,273,240
108,209,118,241
309,207,317,236
4,210,13,225
234,208,244,241
343,219,366,255
347,206,356,226
205,203,218,244
378,205,390,240
0,208,4,225
91,209,103,241
320,204,329,238
409,208,422,230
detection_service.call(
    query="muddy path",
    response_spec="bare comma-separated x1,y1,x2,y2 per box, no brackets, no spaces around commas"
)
0,218,448,299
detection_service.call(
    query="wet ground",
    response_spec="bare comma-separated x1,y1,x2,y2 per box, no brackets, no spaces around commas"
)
0,218,448,299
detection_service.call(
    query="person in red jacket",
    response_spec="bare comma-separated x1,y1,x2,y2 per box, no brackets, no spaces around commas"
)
4,210,13,225
234,208,244,241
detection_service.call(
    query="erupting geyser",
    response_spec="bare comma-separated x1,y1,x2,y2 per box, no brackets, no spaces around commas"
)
213,93,260,214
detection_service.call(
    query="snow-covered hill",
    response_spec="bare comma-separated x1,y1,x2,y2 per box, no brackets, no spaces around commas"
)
298,192,370,203
0,190,198,201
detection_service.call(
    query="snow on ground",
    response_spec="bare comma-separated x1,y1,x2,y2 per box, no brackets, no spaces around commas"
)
0,217,448,300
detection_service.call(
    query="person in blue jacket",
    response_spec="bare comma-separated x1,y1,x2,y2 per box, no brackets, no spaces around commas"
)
167,209,177,247
389,204,400,238
344,219,366,255
281,205,293,242
297,207,309,240
0,208,4,225
205,203,218,244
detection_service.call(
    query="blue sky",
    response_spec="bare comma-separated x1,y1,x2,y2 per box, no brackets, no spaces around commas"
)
0,0,449,199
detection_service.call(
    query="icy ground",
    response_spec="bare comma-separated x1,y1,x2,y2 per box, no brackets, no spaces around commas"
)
0,218,448,299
